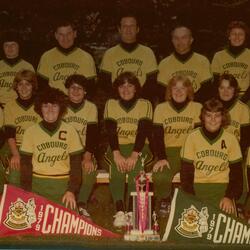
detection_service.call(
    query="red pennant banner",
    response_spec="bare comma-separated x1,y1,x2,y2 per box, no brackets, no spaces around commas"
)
0,185,121,238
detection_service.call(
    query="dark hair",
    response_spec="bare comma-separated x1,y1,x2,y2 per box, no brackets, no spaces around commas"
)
112,71,141,99
1,30,22,46
54,18,76,31
216,73,239,99
65,74,87,90
227,20,249,38
200,98,230,127
117,10,139,27
34,87,68,119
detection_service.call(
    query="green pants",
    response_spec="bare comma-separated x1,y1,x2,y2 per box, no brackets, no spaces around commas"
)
194,183,227,209
0,142,21,188
106,144,151,204
0,164,5,194
244,164,250,210
78,168,97,204
7,169,21,187
32,176,69,206
0,142,11,192
152,147,181,200
237,160,248,205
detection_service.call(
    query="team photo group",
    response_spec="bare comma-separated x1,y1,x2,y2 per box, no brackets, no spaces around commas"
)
0,8,250,242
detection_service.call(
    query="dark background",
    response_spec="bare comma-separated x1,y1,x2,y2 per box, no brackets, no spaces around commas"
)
1,0,250,68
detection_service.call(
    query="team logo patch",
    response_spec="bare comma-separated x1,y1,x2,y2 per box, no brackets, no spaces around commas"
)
175,205,209,238
3,198,36,230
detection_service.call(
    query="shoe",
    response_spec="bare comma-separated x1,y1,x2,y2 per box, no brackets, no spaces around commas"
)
113,211,126,228
78,207,92,221
159,199,171,218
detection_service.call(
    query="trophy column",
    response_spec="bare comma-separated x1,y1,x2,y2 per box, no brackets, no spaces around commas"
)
124,171,160,241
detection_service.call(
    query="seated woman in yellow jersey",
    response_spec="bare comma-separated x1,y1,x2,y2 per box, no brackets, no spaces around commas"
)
216,73,250,141
64,74,98,219
20,87,83,210
4,70,40,187
0,106,5,193
104,72,153,228
216,73,250,213
241,131,250,222
180,98,243,215
152,75,202,218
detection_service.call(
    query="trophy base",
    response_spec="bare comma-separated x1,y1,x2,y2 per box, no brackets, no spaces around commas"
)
124,230,160,241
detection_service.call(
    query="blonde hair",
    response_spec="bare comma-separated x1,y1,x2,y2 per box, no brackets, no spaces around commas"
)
165,75,194,101
13,69,38,91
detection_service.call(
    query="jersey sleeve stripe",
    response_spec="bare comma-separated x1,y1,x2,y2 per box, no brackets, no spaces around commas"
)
181,157,194,164
229,157,243,164
36,72,49,80
69,149,84,156
19,150,33,156
146,69,159,76
104,117,116,122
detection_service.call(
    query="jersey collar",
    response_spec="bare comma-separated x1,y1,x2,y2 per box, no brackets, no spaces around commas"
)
3,56,21,66
169,99,190,113
174,50,193,63
119,98,138,112
39,120,62,137
200,127,223,145
226,45,246,58
119,42,139,53
68,100,85,112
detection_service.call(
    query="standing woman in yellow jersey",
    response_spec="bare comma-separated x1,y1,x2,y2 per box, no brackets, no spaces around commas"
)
181,99,243,215
20,88,83,209
0,31,34,106
152,75,202,217
4,70,40,187
211,21,250,102
104,72,153,228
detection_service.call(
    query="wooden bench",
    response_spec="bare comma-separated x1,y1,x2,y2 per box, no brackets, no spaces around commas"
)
96,170,180,184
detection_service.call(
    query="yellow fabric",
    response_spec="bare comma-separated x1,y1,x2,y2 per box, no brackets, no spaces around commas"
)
153,101,202,147
157,52,212,92
63,100,98,146
225,100,250,141
104,98,152,144
37,47,96,93
211,48,250,93
99,44,158,86
20,121,83,176
181,128,242,183
0,108,4,127
0,59,34,104
246,148,250,167
4,100,41,146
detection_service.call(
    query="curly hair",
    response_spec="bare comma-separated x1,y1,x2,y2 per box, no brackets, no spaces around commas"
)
64,74,87,90
112,71,141,99
34,87,68,119
200,98,230,128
